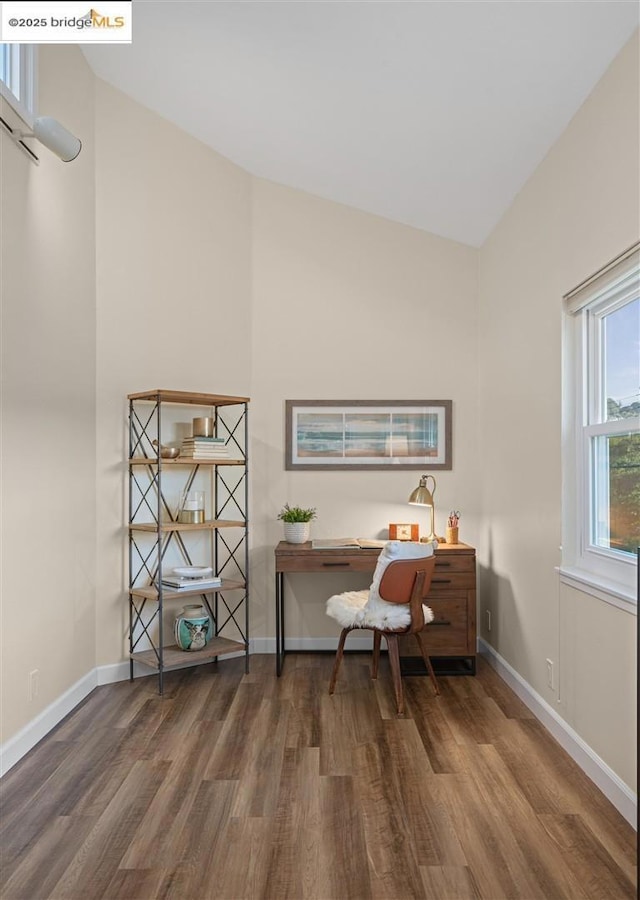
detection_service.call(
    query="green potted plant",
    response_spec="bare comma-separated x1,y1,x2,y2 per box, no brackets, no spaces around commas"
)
278,503,317,544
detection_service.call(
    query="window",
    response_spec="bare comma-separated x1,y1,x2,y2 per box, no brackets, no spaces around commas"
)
0,44,36,126
563,245,639,604
588,297,640,555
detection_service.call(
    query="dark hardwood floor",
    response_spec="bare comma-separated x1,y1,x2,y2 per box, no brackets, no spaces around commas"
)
0,653,636,899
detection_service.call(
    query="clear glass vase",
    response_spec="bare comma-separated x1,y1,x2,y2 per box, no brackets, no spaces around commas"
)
178,489,205,524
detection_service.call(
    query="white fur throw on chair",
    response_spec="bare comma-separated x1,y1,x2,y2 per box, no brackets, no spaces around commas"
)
326,540,437,630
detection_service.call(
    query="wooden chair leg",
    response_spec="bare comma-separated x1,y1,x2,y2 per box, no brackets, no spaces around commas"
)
385,634,405,716
416,631,440,696
329,628,351,694
372,630,382,679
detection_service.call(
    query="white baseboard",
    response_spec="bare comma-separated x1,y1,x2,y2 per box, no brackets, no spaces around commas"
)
96,638,364,683
97,660,131,684
478,638,637,829
251,635,373,653
0,669,98,777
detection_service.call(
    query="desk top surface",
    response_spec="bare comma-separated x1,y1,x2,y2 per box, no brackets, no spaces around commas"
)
275,541,475,557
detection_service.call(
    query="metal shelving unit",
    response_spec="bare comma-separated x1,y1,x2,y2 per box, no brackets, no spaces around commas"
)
127,389,250,693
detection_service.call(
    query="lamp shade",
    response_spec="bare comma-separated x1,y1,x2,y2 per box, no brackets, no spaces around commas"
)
408,479,435,507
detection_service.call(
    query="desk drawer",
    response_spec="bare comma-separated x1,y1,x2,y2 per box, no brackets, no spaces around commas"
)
429,571,475,592
276,553,377,574
434,554,475,574
399,595,470,656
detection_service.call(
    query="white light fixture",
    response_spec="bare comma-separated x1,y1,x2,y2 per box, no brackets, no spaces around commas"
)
32,116,82,162
0,113,81,163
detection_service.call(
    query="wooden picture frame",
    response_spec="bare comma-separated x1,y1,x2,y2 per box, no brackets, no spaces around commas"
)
389,523,420,542
285,400,452,471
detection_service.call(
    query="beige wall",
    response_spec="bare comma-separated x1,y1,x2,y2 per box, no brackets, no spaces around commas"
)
94,80,252,667
477,32,639,790
93,85,479,667
249,181,480,641
0,46,96,739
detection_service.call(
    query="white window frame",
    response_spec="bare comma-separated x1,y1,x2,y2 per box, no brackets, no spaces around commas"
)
561,243,639,609
0,43,37,128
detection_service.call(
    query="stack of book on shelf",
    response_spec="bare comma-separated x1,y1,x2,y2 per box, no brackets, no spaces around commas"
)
160,572,223,591
179,436,229,459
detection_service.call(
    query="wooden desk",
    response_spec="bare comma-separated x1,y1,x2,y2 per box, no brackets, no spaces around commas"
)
274,541,476,676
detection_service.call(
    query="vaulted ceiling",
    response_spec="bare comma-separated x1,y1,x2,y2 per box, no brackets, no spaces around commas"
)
82,2,639,247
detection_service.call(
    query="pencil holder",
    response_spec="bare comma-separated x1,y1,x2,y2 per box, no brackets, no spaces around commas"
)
445,526,459,545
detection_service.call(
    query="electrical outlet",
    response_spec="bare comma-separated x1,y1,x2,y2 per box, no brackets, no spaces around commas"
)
486,609,491,632
28,669,40,701
546,658,554,690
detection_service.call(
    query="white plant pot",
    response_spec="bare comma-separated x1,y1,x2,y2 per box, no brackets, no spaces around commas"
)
283,522,311,544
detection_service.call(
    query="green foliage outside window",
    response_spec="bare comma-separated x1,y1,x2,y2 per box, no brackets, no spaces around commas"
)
609,430,640,554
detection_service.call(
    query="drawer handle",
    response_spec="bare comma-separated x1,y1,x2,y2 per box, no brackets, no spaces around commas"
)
431,619,452,626
435,562,451,567
432,578,452,584
322,562,350,567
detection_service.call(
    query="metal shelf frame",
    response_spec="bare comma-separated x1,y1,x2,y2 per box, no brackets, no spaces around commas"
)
127,391,250,693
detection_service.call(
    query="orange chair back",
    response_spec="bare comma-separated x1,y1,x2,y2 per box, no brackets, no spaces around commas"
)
378,556,436,603
378,555,436,635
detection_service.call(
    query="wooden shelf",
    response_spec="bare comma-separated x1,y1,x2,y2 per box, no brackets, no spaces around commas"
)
127,390,249,406
129,457,245,467
130,636,247,671
129,519,245,533
130,578,245,600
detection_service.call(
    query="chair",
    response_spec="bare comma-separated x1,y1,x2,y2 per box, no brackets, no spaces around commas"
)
326,541,439,716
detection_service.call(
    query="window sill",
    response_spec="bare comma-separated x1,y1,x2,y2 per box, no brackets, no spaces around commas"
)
557,566,637,614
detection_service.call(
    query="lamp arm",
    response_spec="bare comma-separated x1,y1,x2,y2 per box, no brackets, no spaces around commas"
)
424,475,436,497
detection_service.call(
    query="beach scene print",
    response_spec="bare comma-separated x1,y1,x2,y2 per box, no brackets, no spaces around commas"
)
293,407,444,464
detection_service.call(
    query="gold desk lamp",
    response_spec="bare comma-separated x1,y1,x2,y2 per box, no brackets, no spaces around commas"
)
408,474,441,543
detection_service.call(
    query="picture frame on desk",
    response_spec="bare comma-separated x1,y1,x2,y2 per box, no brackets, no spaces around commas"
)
285,400,452,470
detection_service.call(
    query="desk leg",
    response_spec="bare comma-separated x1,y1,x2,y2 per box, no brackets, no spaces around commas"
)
276,571,285,676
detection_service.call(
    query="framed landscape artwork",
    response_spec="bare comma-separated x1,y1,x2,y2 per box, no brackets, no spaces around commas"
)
285,400,452,471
